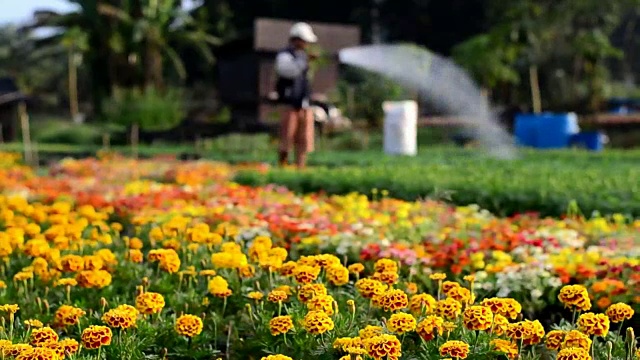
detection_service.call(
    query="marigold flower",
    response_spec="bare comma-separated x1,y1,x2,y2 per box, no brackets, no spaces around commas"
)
355,278,386,299
81,325,112,350
605,303,634,323
293,265,321,284
302,311,334,335
54,278,77,287
491,339,518,360
3,344,32,358
429,273,446,281
562,330,592,350
175,314,203,338
441,281,460,294
557,347,591,360
261,355,292,360
278,261,297,277
43,342,65,359
409,293,437,315
522,320,545,345
439,340,470,359
127,249,144,263
326,265,350,286
297,283,327,302
436,297,462,320
405,282,418,294
307,294,335,315
334,337,366,355
75,270,112,288
480,298,521,320
492,314,510,336
267,290,288,303
208,276,232,298
558,285,592,312
359,325,383,339
54,305,85,327
364,334,402,360
348,263,365,274
29,327,58,346
387,312,416,334
135,292,165,315
269,315,294,336
0,280,6,289
463,305,493,331
102,308,137,329
211,252,248,269
371,271,399,285
15,347,59,360
199,269,217,277
376,288,408,312
58,338,79,355
248,291,263,301
23,319,43,328
577,313,609,337
545,330,566,351
417,315,444,341
60,255,84,272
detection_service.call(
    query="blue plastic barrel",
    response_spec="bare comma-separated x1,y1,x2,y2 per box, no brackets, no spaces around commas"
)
513,114,539,147
572,132,603,152
535,113,579,149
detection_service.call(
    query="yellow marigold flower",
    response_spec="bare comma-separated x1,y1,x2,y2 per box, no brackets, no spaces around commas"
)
558,285,592,312
463,305,493,331
440,340,470,359
298,283,327,303
199,269,217,277
293,265,320,284
75,270,112,288
557,347,591,360
15,347,59,360
409,293,437,315
83,255,104,271
334,337,366,355
348,263,365,274
546,330,566,351
0,339,12,351
436,297,462,320
491,339,518,360
278,261,297,277
481,298,521,320
23,319,43,328
355,278,386,299
605,303,634,323
429,273,446,281
81,325,112,350
0,280,6,289
261,355,292,360
58,338,79,355
446,286,473,305
0,304,19,314
577,313,609,337
374,259,398,273
60,255,84,272
416,315,444,341
307,294,335,315
211,252,248,269
208,276,232,298
269,315,294,336
364,334,402,360
3,344,32,358
175,314,203,338
302,311,334,335
405,282,418,295
371,271,399,285
387,312,416,334
220,242,242,254
274,285,292,296
135,292,165,315
522,320,545,346
562,330,592,350
54,305,85,327
54,278,77,287
102,308,137,329
492,314,510,336
442,281,460,294
43,342,65,359
29,327,58,346
128,237,143,249
267,290,288,303
359,325,383,340
248,292,263,301
127,249,144,263
326,265,350,286
375,288,408,312
239,264,255,279
14,271,33,282
315,254,341,268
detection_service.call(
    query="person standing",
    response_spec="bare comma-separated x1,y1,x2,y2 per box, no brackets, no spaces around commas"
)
274,22,318,168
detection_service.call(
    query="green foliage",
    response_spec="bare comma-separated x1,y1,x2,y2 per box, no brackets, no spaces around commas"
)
32,120,125,146
203,133,272,155
103,87,185,132
234,148,640,217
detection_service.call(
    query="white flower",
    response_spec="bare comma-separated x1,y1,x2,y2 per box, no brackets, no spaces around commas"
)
531,289,543,299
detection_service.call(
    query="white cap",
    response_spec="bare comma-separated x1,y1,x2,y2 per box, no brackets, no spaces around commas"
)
289,22,318,43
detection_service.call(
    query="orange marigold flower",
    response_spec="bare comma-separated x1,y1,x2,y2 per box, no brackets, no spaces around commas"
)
463,306,493,331
326,265,350,286
446,285,473,305
557,347,591,360
480,298,521,320
3,344,32,358
15,347,59,360
545,330,566,351
558,285,592,312
491,339,518,360
355,278,386,299
269,315,294,336
416,315,444,341
135,292,165,315
175,314,203,338
436,297,462,320
522,320,545,346
102,308,137,329
605,303,634,323
58,338,79,355
439,340,470,359
29,327,59,346
577,313,610,337
208,276,232,298
81,325,112,350
373,259,398,274
387,313,416,334
302,311,334,335
359,325,383,340
371,271,399,285
278,261,297,277
261,355,292,360
376,288,408,312
54,305,85,327
492,314,510,336
307,294,335,315
298,283,327,303
409,293,437,315
348,263,365,274
364,334,402,360
562,330,592,350
267,290,289,303
293,265,321,284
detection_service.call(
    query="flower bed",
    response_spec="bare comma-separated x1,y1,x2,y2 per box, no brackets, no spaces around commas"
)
0,154,638,359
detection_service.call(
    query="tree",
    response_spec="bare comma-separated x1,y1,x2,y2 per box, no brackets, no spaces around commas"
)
61,27,89,121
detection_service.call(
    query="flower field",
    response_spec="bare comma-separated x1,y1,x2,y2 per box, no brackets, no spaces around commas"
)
0,153,638,360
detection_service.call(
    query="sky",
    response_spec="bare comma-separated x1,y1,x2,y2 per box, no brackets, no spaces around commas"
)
0,0,77,25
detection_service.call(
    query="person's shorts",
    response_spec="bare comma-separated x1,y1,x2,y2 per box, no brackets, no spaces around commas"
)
286,96,310,110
